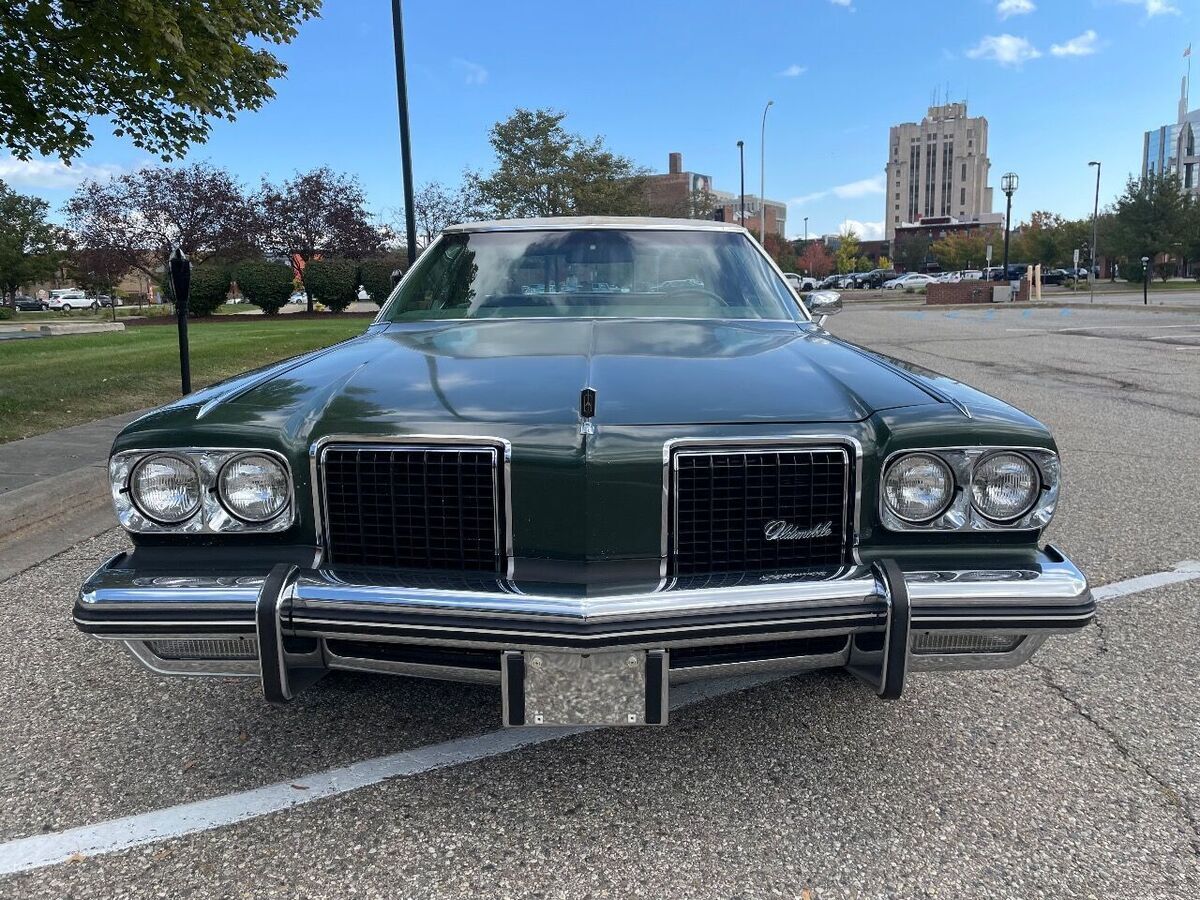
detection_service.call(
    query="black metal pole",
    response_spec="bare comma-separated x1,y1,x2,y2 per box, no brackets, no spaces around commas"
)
1002,189,1013,277
169,247,192,395
737,140,745,226
1143,258,1149,305
391,0,418,267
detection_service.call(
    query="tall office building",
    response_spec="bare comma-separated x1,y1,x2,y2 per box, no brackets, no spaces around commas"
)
1142,77,1199,196
883,101,994,241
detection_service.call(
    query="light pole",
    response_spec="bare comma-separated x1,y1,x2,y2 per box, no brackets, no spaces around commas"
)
1001,172,1019,281
1142,255,1150,305
760,99,774,243
390,0,418,267
804,216,809,243
1088,161,1101,303
737,140,745,226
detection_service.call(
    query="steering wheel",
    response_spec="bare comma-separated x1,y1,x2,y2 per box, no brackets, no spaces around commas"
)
662,286,731,308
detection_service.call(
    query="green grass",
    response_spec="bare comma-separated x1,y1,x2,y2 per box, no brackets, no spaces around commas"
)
0,318,369,443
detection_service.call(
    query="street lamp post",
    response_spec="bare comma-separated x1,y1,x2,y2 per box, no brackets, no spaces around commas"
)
390,0,418,267
1001,172,1019,282
804,216,809,243
1142,255,1150,305
1088,161,1101,304
760,100,774,243
737,140,745,226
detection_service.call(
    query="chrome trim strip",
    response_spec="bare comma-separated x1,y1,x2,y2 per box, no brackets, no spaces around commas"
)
660,436,865,579
120,639,259,677
308,433,514,581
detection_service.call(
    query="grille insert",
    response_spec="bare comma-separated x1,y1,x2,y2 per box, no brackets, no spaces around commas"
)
912,633,1022,655
147,639,258,660
672,447,850,577
321,445,502,572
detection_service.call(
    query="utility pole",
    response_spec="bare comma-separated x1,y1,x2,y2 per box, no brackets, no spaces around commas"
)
737,140,745,226
1001,172,1019,280
760,100,773,243
390,0,418,267
1088,161,1101,303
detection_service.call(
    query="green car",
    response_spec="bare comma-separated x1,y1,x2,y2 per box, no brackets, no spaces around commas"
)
76,218,1091,726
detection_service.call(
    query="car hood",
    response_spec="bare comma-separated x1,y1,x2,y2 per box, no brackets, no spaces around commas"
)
148,318,940,437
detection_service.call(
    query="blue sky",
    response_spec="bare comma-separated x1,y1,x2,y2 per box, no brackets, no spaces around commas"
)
3,0,1196,240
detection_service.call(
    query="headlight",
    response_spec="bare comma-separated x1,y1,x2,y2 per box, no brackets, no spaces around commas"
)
971,452,1039,521
130,454,202,524
883,453,954,523
218,453,290,522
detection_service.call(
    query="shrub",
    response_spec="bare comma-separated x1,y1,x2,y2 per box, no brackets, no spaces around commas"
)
234,261,293,316
302,258,358,313
1122,260,1146,283
359,258,404,307
0,306,12,320
187,264,231,316
1154,261,1174,282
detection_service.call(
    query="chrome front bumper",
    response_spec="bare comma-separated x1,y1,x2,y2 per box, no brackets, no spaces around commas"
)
75,546,1092,702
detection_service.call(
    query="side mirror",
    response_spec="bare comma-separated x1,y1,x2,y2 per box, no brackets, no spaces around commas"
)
803,290,843,324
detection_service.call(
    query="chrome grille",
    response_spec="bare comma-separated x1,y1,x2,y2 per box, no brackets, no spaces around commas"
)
672,446,850,577
320,444,503,572
912,633,1022,655
147,639,259,660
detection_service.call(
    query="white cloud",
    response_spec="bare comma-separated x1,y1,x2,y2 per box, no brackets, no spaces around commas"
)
777,63,807,77
452,58,488,86
829,0,855,10
996,0,1035,19
1119,0,1180,15
1050,29,1100,57
966,34,1042,67
840,219,884,241
0,156,126,190
789,174,885,207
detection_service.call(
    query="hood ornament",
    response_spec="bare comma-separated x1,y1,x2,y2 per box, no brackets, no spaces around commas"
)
764,519,834,541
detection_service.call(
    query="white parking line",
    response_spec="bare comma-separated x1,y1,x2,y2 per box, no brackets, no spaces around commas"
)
3,561,1199,877
0,673,777,877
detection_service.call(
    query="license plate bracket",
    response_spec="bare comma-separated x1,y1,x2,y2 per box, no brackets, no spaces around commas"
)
502,650,668,727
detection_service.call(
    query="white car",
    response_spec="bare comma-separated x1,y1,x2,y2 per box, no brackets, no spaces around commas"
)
961,270,983,281
47,289,98,311
882,273,935,290
783,272,818,293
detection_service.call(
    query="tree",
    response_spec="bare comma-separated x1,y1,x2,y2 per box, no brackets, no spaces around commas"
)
931,228,998,271
71,246,131,298
255,166,386,311
302,259,358,312
797,241,834,278
1106,173,1190,268
0,181,61,296
0,1,320,163
467,108,647,218
893,233,932,272
835,231,861,274
65,163,253,303
187,264,232,316
763,233,798,272
405,181,470,248
234,261,292,316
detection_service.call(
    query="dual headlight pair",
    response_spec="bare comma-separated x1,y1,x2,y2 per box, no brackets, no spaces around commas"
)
110,449,294,533
881,447,1059,531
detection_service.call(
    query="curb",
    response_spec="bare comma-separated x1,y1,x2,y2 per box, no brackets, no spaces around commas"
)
0,466,110,541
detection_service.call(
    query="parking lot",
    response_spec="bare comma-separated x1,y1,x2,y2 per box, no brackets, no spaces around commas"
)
2,303,1198,898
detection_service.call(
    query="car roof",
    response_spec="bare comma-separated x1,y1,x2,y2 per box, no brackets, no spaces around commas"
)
444,216,748,234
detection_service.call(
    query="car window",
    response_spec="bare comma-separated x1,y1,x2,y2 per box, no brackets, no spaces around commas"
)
381,229,803,322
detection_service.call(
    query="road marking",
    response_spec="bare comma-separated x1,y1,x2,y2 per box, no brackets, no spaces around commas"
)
1093,560,1200,601
3,561,1199,877
0,673,777,876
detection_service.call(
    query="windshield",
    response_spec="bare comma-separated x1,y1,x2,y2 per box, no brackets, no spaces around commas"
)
380,229,803,322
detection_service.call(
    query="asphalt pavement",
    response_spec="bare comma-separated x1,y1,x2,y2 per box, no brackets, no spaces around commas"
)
1,303,1198,898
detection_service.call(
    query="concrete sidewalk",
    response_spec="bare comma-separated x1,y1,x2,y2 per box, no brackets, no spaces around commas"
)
0,410,145,580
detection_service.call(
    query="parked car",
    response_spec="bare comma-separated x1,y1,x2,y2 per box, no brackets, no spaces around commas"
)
818,274,842,290
935,272,961,284
13,295,48,311
96,295,122,308
783,272,819,293
76,216,1090,724
287,292,308,305
47,289,97,311
960,270,983,281
989,264,1028,282
858,269,898,290
882,272,936,290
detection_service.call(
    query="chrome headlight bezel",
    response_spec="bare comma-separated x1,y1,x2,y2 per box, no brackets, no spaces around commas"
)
882,452,955,524
110,448,295,534
879,447,1059,533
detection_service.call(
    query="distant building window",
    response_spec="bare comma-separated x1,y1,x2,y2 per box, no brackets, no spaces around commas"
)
960,187,966,205
961,162,966,180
